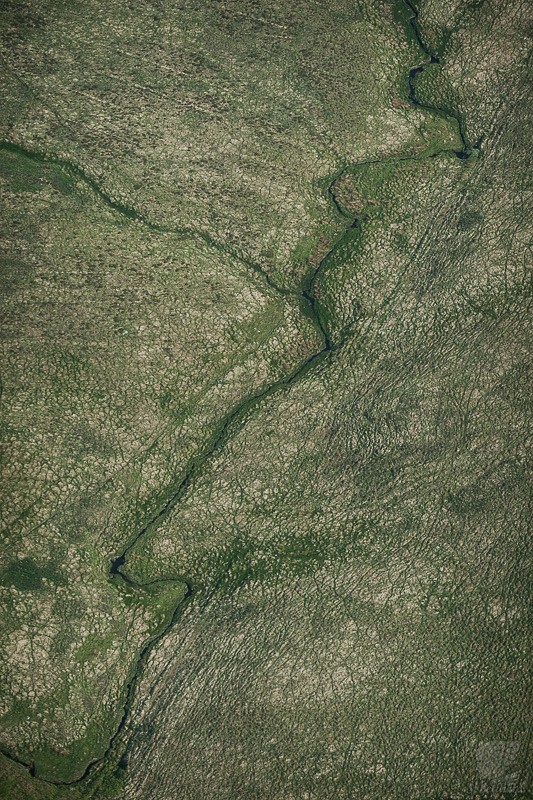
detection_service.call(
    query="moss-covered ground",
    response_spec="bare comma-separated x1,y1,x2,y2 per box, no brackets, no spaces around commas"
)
0,0,531,797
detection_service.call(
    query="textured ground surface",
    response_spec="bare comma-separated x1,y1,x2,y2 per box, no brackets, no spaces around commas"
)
0,0,531,798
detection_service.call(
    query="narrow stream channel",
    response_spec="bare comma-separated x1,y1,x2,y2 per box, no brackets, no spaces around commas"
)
1,0,480,786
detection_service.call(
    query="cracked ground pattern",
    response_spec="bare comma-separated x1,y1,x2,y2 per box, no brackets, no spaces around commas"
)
0,0,531,798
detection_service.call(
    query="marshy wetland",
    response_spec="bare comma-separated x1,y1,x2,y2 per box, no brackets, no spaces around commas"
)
0,0,531,797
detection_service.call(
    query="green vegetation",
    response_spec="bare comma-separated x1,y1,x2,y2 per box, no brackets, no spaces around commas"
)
1,558,65,592
0,0,531,797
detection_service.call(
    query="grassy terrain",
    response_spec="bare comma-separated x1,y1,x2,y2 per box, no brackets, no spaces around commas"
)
0,0,531,797
0,132,317,781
